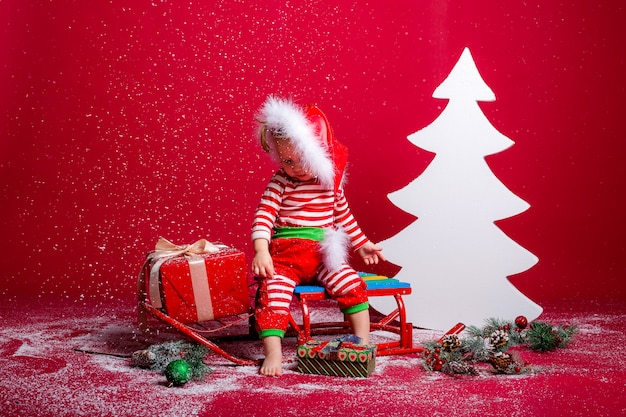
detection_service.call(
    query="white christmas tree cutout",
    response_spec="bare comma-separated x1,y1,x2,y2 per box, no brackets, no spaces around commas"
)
370,47,543,331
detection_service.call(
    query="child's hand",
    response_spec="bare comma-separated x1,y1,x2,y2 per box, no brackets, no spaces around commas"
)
357,242,386,266
252,239,275,278
252,251,274,278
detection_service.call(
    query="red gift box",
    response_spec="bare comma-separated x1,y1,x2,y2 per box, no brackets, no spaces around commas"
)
140,238,249,324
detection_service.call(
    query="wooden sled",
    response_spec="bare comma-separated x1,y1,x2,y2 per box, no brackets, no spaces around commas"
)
138,300,260,366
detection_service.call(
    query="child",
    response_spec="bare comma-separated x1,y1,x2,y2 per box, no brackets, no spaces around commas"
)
251,96,386,376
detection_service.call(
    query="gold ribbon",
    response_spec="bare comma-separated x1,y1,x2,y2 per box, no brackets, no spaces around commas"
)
152,237,226,258
137,237,227,330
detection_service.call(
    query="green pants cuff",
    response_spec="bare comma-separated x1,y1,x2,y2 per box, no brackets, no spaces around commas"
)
259,329,285,339
342,302,369,315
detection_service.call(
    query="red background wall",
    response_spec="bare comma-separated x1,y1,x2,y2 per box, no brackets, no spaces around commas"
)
2,1,624,306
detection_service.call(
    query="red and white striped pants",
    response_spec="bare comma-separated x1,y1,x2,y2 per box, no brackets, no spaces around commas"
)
254,238,368,337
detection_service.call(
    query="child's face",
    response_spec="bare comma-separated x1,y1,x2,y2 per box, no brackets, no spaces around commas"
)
274,139,314,181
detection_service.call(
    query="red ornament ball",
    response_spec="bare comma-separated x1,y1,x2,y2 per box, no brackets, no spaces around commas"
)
433,359,443,371
515,316,528,329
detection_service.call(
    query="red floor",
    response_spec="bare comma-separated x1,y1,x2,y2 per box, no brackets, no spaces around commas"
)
1,297,624,417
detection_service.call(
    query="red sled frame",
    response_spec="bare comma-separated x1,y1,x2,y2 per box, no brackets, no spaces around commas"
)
288,282,424,356
138,300,260,366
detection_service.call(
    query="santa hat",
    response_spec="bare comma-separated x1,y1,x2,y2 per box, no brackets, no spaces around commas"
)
255,96,348,193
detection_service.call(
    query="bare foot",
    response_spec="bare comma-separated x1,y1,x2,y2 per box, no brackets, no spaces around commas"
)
260,351,283,376
259,336,283,377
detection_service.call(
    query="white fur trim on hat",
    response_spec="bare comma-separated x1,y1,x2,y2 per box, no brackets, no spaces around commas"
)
256,96,335,189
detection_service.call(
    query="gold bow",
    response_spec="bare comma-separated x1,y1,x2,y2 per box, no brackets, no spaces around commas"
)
152,237,225,258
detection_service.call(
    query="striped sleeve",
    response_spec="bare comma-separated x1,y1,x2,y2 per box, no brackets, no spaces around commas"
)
251,172,286,242
334,188,369,250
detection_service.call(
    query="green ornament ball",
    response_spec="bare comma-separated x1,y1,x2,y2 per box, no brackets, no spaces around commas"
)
164,359,192,387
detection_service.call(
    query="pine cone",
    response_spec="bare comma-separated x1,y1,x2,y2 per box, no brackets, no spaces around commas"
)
131,349,156,368
443,360,479,376
489,352,513,372
488,329,509,349
441,334,462,351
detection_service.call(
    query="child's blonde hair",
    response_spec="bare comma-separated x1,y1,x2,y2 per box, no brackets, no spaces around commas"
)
259,124,287,154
